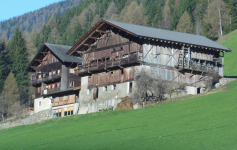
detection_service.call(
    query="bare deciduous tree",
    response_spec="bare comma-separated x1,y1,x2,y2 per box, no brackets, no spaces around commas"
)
203,0,230,38
132,67,185,106
204,72,222,89
104,2,118,20
120,1,147,26
158,0,172,29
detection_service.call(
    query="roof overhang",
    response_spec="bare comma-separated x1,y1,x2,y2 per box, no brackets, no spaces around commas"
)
66,19,232,55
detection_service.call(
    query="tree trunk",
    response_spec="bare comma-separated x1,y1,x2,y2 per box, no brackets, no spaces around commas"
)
218,1,223,37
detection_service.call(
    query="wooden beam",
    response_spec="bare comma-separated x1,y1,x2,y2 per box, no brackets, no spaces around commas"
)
89,37,98,40
83,44,91,47
96,30,106,33
35,59,46,62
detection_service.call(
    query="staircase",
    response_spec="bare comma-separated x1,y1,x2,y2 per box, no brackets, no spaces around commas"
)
178,46,190,68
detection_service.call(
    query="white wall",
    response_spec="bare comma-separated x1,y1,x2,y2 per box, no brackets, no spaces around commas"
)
34,97,51,113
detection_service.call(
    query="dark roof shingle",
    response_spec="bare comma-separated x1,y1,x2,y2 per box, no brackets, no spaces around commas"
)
45,43,82,63
105,20,231,52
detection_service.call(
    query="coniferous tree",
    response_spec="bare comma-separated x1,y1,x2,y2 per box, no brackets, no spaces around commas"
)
9,27,29,104
0,42,10,92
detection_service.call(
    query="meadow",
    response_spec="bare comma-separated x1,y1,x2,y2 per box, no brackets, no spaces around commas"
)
218,29,237,77
1,31,237,150
0,80,237,150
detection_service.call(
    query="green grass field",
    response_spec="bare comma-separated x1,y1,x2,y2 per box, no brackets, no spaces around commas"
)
218,30,237,77
1,80,237,150
1,32,237,150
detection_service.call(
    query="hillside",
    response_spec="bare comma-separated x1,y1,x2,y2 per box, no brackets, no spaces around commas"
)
0,80,237,149
217,29,237,77
0,0,81,39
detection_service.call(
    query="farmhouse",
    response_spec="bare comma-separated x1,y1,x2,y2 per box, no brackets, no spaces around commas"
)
26,43,82,117
27,19,231,116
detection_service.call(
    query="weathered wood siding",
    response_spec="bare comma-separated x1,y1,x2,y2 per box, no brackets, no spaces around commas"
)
88,67,135,88
52,94,76,107
83,30,142,65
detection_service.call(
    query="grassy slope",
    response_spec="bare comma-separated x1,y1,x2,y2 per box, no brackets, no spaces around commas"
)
217,29,237,76
1,80,237,150
1,31,237,150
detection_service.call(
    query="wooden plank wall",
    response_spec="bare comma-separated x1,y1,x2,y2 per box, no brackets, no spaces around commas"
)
52,94,76,107
143,41,216,67
83,31,143,64
88,67,135,88
151,67,206,87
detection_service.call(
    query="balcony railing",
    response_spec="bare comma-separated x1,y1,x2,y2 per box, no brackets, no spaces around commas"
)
31,72,61,85
47,87,61,94
75,54,139,75
176,58,221,73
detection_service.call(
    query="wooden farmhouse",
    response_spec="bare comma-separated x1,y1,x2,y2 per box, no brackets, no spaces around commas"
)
27,20,231,116
26,43,82,117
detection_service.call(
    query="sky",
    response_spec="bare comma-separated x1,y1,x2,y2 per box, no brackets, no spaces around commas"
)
0,0,64,22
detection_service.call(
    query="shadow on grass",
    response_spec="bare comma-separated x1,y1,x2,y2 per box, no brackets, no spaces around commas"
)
223,76,237,78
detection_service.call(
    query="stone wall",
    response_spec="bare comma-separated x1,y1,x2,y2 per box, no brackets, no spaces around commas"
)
0,109,50,130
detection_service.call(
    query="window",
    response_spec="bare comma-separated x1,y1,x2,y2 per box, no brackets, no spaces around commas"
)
103,86,107,92
70,68,74,73
63,107,73,117
38,101,41,107
69,81,74,87
57,82,60,88
127,82,133,93
38,87,41,93
88,76,91,82
53,109,62,118
52,84,55,89
53,71,56,76
111,71,113,76
87,89,92,95
129,82,132,93
121,69,124,74
57,70,60,74
111,85,116,90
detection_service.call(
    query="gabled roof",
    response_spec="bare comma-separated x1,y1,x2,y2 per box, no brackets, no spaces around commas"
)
26,43,82,72
45,43,81,63
67,19,231,55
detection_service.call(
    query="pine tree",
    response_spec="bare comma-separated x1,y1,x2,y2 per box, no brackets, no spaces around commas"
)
9,27,29,103
0,42,10,93
0,47,5,92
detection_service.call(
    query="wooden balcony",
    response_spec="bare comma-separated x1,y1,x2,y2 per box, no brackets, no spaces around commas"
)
47,87,61,94
75,53,139,75
176,58,221,73
31,73,61,85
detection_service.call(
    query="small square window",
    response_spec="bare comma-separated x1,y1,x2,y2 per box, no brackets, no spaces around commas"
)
111,85,116,90
70,68,74,73
87,89,92,95
103,86,107,92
